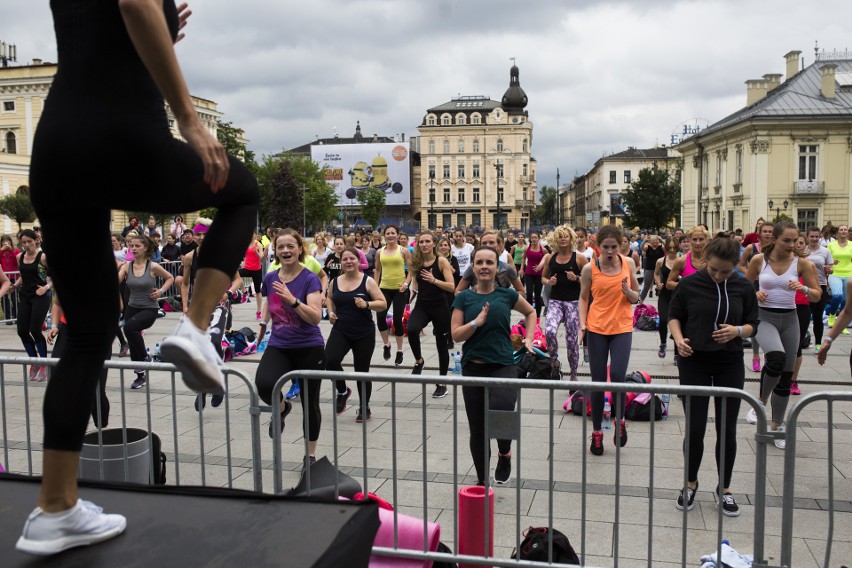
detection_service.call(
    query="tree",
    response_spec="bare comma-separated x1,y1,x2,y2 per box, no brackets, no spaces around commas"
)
216,120,257,172
357,187,386,229
264,158,304,230
620,166,681,231
533,185,557,226
0,193,37,230
257,153,337,233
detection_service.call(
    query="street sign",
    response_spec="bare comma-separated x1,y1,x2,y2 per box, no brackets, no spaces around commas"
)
338,211,344,221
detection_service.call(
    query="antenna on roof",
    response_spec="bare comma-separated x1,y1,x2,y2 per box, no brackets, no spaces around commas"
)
510,57,516,66
815,40,820,61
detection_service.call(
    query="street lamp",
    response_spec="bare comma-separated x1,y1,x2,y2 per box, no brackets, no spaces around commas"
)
556,168,561,226
494,162,503,229
714,202,721,231
767,199,789,221
428,170,435,231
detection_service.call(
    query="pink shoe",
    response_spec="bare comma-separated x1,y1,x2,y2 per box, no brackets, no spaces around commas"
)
27,365,39,381
256,311,262,320
36,366,48,382
751,357,761,372
790,381,801,395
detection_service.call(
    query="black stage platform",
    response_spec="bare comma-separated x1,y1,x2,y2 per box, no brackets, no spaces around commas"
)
1,474,379,567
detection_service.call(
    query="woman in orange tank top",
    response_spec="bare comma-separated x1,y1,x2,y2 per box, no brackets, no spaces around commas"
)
578,225,639,457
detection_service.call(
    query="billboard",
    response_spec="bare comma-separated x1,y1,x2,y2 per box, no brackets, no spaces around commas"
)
311,142,411,206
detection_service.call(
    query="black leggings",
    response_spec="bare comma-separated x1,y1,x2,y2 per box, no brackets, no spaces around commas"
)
657,294,672,347
17,292,50,358
30,120,258,451
796,303,811,358
123,306,158,362
677,350,743,489
255,345,325,442
407,301,451,375
525,277,543,317
587,331,632,431
52,324,110,430
239,267,263,293
809,285,829,344
462,361,518,484
376,288,407,337
325,329,375,403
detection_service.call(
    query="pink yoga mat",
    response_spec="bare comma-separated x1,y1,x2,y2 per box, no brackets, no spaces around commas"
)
370,506,440,568
458,485,494,568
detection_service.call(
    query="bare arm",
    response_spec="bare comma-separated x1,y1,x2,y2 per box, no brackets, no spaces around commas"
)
578,263,593,339
666,257,685,290
737,244,753,274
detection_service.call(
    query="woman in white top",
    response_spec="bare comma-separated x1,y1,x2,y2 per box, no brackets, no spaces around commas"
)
804,225,833,350
744,221,820,448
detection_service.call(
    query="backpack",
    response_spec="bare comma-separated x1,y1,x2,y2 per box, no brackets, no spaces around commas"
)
632,303,659,329
623,371,665,421
517,350,554,380
511,527,580,565
635,314,658,331
225,327,257,356
150,432,167,485
510,319,547,351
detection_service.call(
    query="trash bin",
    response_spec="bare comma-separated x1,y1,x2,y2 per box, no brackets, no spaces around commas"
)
79,428,150,484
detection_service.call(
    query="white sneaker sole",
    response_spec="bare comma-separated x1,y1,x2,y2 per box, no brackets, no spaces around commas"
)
160,337,225,395
16,517,126,555
712,492,741,517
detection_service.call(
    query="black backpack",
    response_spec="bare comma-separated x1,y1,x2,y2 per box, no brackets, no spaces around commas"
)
511,527,580,564
150,432,167,485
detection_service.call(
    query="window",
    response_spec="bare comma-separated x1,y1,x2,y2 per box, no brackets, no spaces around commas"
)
441,115,451,126
428,140,435,154
458,164,465,178
443,214,452,228
428,164,436,179
797,208,818,232
472,163,480,178
735,147,743,184
428,116,436,126
472,187,480,202
702,154,709,188
456,115,466,125
522,189,528,201
443,164,450,178
472,139,480,152
522,163,528,176
5,132,16,154
443,187,451,203
799,145,818,181
497,139,504,152
715,156,722,187
443,140,450,153
3,101,14,112
472,213,481,227
457,213,466,228
623,170,631,184
609,170,617,184
522,139,527,152
495,163,504,178
428,187,435,204
458,187,465,202
497,187,504,203
471,114,481,125
457,140,464,153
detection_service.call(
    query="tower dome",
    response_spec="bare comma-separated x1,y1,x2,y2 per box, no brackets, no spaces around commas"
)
501,64,528,115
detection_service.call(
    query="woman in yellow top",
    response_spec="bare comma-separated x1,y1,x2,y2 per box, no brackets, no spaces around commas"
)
374,225,412,365
579,225,640,456
827,224,852,332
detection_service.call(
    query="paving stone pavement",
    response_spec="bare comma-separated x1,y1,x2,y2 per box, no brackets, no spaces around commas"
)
1,294,850,567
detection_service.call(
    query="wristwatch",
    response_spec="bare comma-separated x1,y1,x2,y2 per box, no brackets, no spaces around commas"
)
291,299,301,308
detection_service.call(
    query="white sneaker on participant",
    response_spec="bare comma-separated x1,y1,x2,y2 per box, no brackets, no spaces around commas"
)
160,316,225,394
16,499,126,556
746,404,764,425
773,425,786,450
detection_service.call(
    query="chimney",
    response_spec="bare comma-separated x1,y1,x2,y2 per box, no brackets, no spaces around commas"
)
745,79,770,106
763,73,782,91
820,63,837,98
785,50,801,81
32,58,42,65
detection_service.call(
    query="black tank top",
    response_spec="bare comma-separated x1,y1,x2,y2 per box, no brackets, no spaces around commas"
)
19,251,48,297
415,259,447,305
658,261,673,300
331,274,374,339
548,252,581,302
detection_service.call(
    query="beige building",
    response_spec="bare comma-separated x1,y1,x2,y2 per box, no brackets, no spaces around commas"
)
676,49,852,232
413,65,537,232
0,60,226,234
570,147,678,230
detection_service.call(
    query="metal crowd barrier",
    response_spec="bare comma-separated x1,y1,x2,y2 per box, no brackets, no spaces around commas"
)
270,370,795,568
0,356,263,492
156,260,183,299
0,270,20,324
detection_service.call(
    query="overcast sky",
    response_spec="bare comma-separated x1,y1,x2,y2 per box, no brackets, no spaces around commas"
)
6,0,852,189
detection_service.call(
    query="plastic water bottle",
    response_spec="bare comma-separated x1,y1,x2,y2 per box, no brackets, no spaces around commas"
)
258,330,271,353
453,352,462,375
145,347,151,362
661,393,670,420
153,343,161,362
603,397,611,430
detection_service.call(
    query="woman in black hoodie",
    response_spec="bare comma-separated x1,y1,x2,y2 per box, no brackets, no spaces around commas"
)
668,234,759,518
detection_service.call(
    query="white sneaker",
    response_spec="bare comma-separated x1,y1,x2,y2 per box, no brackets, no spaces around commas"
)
745,404,763,425
773,425,786,450
160,316,225,394
16,499,126,556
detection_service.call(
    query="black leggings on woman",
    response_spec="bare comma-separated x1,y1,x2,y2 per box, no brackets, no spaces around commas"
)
462,361,518,484
677,350,743,489
810,285,829,344
657,294,672,347
326,330,375,403
52,324,110,429
525,277,543,317
407,301,451,375
17,293,50,358
31,118,258,451
123,306,158,362
376,288,407,336
255,345,325,442
587,331,632,431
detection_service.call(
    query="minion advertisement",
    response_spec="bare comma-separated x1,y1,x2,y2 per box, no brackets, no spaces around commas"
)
311,142,411,206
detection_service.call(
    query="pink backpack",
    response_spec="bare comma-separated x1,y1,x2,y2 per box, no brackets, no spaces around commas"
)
632,303,659,327
510,319,547,351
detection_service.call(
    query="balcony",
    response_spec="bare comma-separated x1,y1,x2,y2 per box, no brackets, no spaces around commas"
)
793,180,825,195
519,175,534,184
515,199,535,208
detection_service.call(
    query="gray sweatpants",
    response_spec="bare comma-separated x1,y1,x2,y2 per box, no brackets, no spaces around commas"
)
755,308,799,423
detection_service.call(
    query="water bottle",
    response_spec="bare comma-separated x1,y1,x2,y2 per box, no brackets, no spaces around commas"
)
454,352,462,375
661,393,670,419
603,397,611,430
258,330,271,353
153,343,161,362
145,347,151,362
45,312,52,328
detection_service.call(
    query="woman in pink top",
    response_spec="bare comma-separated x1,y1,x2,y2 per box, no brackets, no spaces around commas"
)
522,231,547,317
667,226,709,286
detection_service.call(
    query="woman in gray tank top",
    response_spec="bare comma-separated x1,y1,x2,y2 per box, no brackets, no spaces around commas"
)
118,235,174,389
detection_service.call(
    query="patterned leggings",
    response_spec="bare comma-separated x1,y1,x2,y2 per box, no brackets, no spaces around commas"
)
544,299,580,376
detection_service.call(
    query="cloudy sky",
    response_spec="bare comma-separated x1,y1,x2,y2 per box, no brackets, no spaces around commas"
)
6,0,852,189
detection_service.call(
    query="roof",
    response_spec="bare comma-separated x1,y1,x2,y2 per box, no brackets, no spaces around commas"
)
685,56,852,141
427,96,501,114
603,147,670,161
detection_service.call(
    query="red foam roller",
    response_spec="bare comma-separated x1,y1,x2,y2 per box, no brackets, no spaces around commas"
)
457,485,494,567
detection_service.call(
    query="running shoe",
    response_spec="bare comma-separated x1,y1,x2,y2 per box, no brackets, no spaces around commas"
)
746,404,764,424
814,345,821,354
300,455,317,478
843,328,850,335
118,344,129,358
613,419,628,447
714,486,740,517
336,387,351,414
676,482,698,511
773,425,786,450
673,353,680,367
751,357,761,372
432,385,448,399
194,393,206,411
658,344,666,358
255,311,262,321
412,359,425,375
589,431,604,456
494,453,511,485
394,351,403,366
355,406,371,422
383,344,391,361
28,365,39,381
160,316,225,395
268,400,293,439
211,394,224,408
130,373,146,390
582,346,589,363
16,499,126,556
285,381,301,400
36,365,48,382
828,313,836,328
790,381,801,395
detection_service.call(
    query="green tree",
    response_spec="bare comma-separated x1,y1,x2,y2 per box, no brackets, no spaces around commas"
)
257,153,337,233
216,120,256,171
264,158,304,230
357,187,386,229
620,166,681,231
533,185,557,226
0,193,36,230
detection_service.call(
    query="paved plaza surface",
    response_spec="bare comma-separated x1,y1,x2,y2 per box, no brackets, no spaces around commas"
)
1,295,850,567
